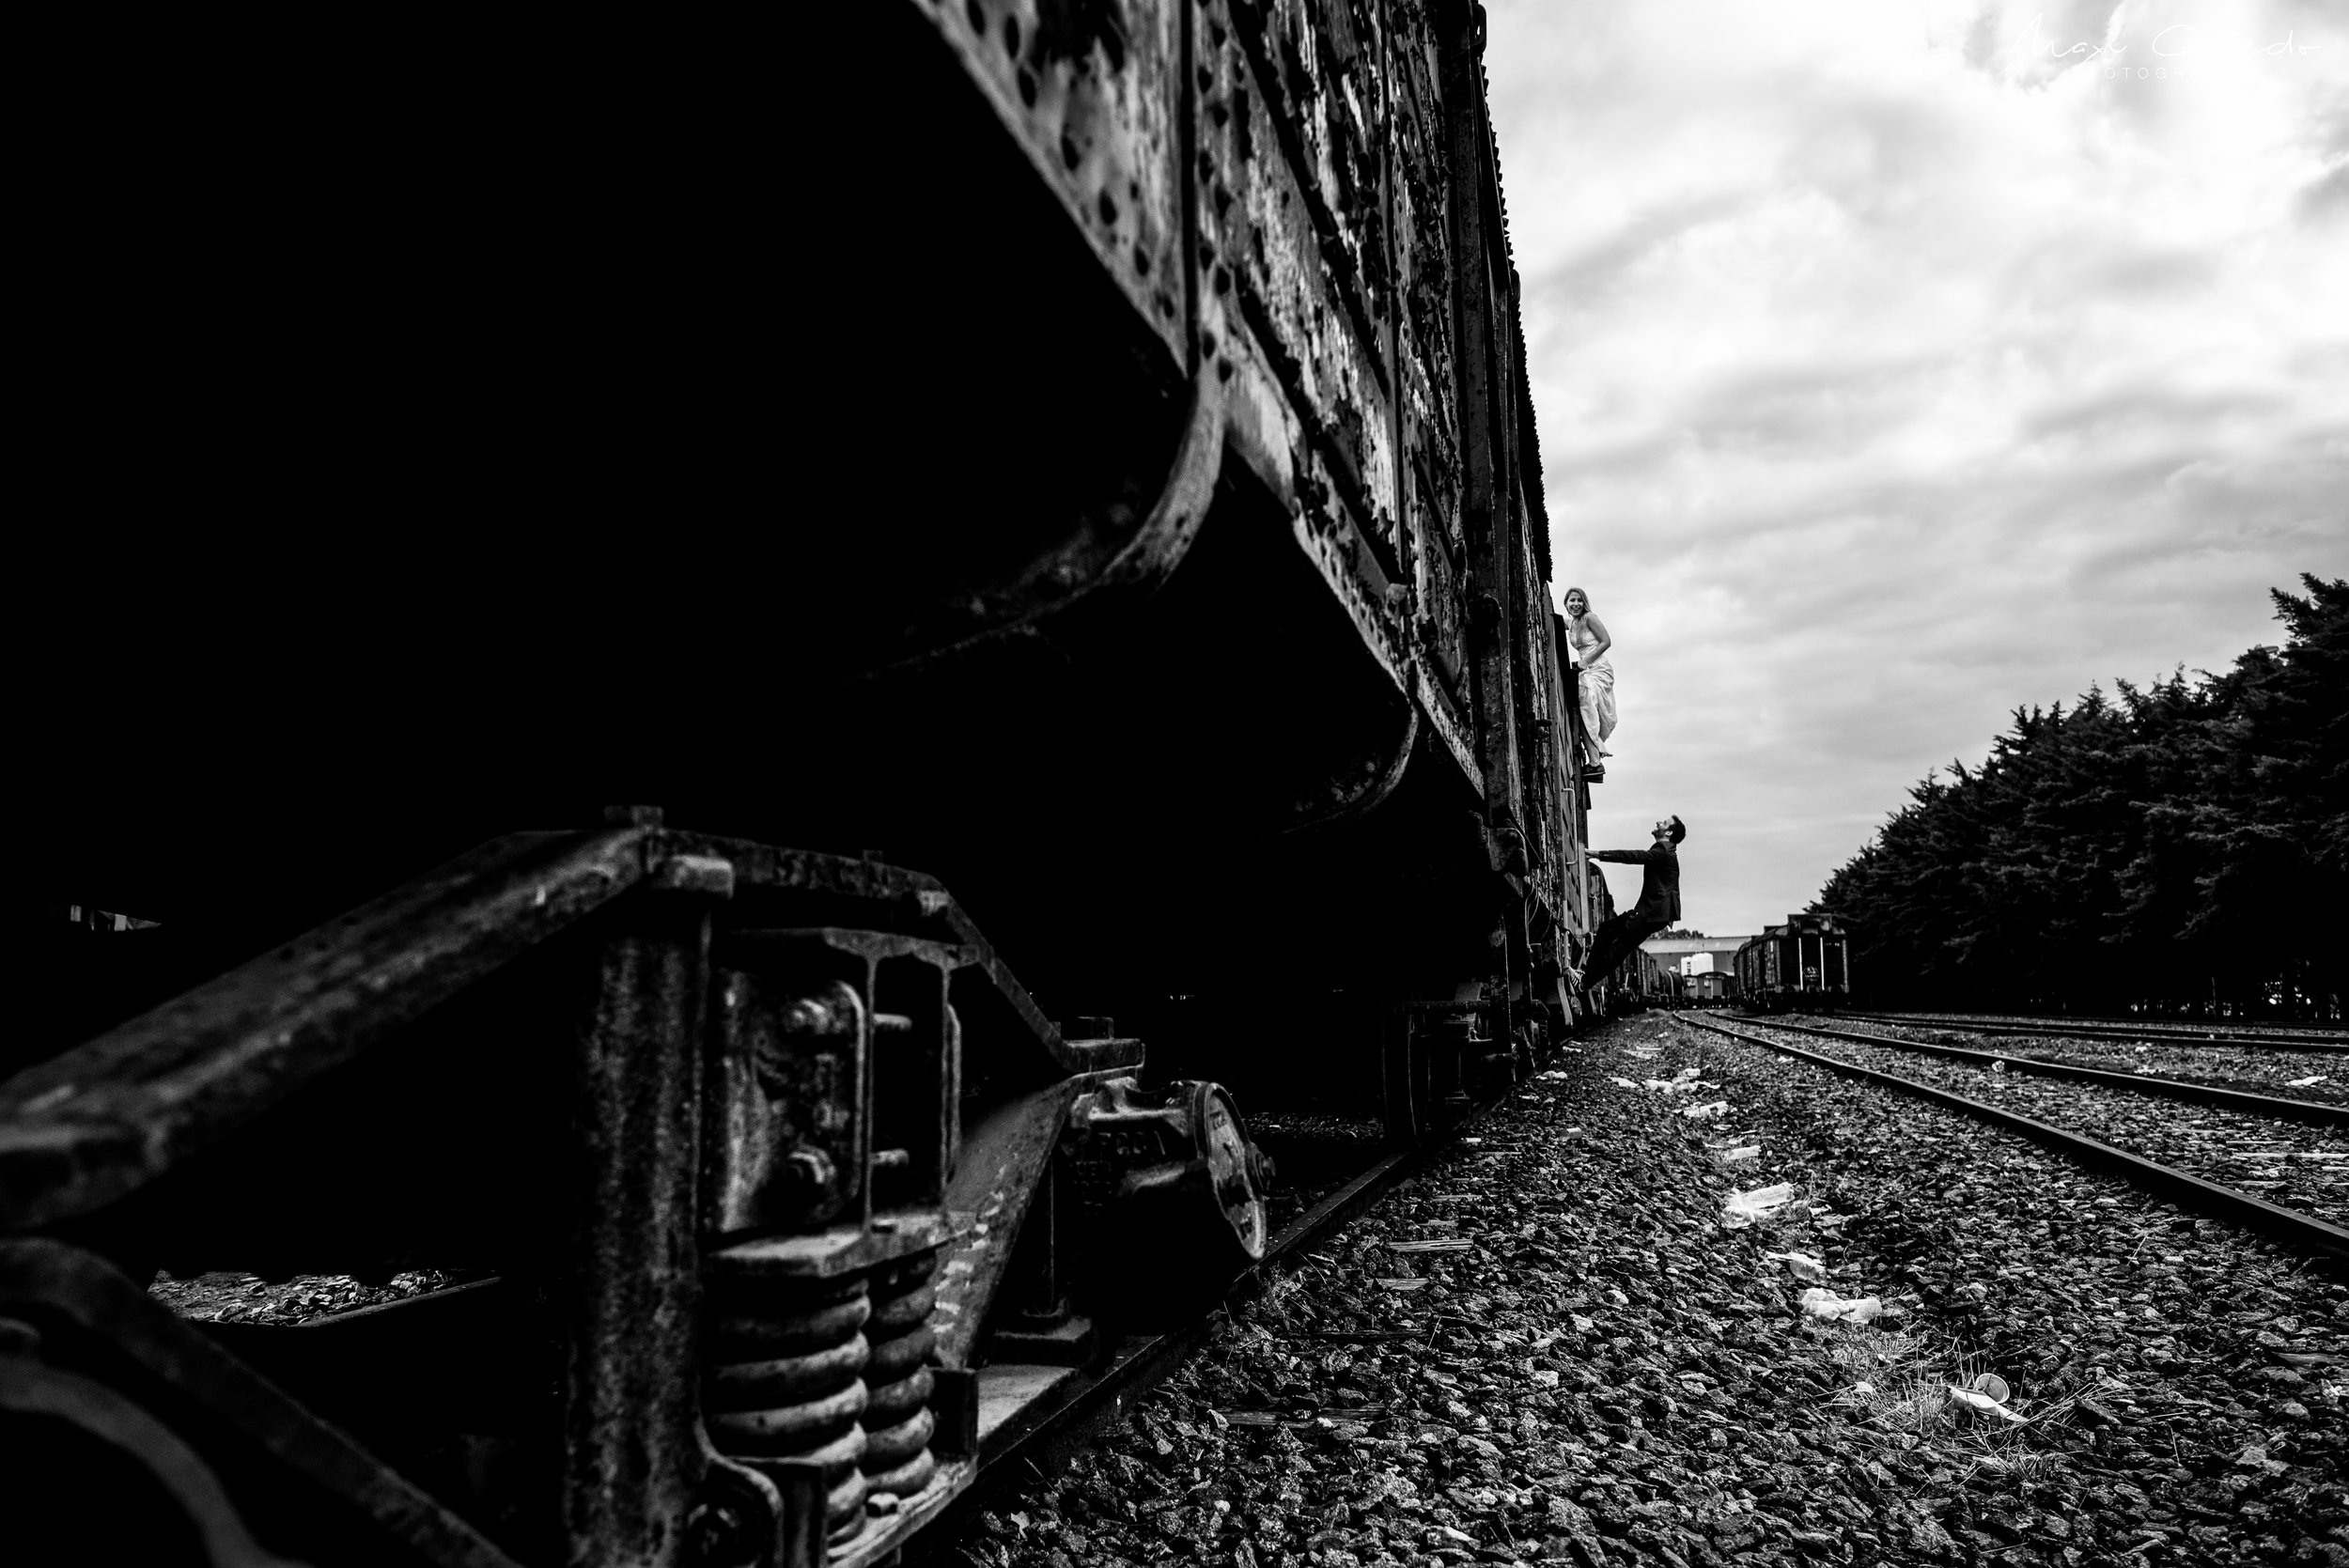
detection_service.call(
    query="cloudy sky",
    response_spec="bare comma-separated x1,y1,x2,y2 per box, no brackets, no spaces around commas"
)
1486,0,2349,937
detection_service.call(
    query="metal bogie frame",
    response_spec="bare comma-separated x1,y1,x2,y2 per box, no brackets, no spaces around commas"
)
0,823,1283,1565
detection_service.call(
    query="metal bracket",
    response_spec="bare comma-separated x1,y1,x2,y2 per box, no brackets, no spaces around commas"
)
1091,361,1228,599
866,363,1228,677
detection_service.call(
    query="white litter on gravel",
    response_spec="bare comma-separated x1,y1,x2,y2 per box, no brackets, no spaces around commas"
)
1944,1383,2030,1423
1721,1182,1797,1227
1798,1287,1885,1324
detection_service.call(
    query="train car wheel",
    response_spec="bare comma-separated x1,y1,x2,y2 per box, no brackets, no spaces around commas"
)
1058,1079,1272,1324
1191,1082,1268,1263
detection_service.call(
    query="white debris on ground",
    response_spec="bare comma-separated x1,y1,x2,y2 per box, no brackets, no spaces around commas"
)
1797,1288,1885,1326
942,1015,2348,1568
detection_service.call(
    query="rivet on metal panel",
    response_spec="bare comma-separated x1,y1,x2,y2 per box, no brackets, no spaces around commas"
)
652,855,738,899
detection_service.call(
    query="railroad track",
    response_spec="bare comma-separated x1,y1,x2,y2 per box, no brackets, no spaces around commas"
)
1807,1014,2349,1108
1761,1016,2348,1128
1843,1010,2349,1053
922,1079,1523,1538
1681,1015,2349,1262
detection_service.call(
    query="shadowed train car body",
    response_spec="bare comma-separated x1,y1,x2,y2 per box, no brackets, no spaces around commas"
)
8,5,1616,1564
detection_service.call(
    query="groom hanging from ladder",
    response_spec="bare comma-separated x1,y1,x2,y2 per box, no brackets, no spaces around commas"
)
1583,815,1685,985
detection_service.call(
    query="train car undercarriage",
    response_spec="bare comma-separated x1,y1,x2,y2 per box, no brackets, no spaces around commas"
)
13,2,1613,1561
2,816,1556,1565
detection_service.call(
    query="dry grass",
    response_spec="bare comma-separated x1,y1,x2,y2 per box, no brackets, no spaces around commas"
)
1806,1318,2077,1483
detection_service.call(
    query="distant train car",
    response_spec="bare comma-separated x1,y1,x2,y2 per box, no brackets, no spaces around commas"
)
1687,970,1735,1005
1628,946,1674,1009
1735,913,1851,1012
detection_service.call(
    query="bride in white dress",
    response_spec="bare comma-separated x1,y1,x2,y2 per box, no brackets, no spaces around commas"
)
1562,586,1614,759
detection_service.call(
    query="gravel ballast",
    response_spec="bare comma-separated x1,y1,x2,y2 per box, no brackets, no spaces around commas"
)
933,1015,2349,1568
1852,1015,2347,1048
1817,1018,2349,1110
1739,1018,2349,1228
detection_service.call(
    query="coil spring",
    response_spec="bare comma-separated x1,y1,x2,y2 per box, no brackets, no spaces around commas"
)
858,1249,938,1503
704,1272,872,1540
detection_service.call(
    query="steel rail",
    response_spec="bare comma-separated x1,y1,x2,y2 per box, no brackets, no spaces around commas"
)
1841,1011,2349,1054
1681,1016,2349,1262
1753,1017,2349,1129
1850,1009,2349,1045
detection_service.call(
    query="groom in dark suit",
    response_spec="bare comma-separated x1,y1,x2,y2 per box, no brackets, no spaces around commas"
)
1583,815,1684,984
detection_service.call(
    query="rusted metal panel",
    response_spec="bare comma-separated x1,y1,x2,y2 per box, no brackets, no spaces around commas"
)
1234,0,1397,386
1190,0,1508,814
0,827,652,1232
1390,7,1467,609
1201,1,1401,562
894,0,1538,831
1195,0,1475,711
1431,7,1525,820
913,0,1189,369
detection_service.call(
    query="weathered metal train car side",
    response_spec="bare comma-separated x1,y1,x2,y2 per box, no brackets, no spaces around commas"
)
757,0,1602,1107
8,4,1594,1565
25,5,1595,1083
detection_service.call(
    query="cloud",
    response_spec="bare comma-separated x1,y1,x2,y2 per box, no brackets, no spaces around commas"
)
1489,0,2349,936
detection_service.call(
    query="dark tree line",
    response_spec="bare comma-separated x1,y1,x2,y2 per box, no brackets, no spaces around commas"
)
1813,574,2347,1020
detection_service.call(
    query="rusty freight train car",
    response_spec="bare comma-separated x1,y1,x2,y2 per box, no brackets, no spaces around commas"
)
9,4,1605,1563
1735,914,1855,1013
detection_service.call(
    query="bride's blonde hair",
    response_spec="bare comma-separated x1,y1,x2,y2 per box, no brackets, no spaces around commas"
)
1564,585,1593,614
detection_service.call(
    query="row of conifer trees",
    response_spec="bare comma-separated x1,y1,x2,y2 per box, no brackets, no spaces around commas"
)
1812,574,2346,1020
